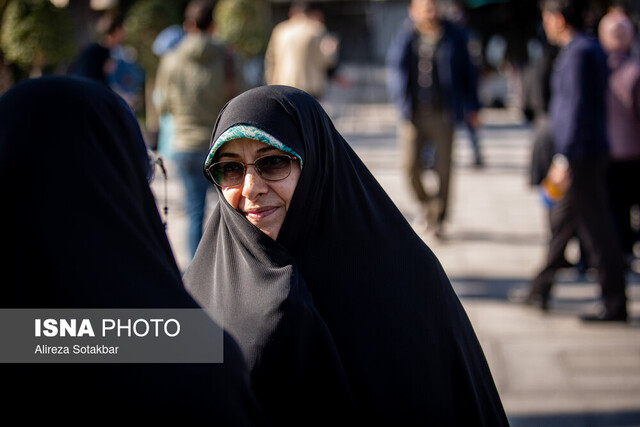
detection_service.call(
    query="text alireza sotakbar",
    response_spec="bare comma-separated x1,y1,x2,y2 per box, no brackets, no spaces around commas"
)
33,318,181,355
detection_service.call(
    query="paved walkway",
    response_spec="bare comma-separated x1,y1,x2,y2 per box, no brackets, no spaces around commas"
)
151,64,640,426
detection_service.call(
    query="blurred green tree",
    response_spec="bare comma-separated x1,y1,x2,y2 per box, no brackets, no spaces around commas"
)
0,0,76,77
215,0,271,58
123,0,183,130
123,0,182,77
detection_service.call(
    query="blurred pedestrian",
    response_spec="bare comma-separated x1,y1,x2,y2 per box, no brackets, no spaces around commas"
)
152,24,186,160
523,32,558,187
520,32,574,269
598,9,640,268
264,2,339,99
109,44,145,111
523,0,628,322
447,0,485,167
387,0,482,238
184,85,509,425
152,24,186,57
607,1,640,58
154,0,246,262
521,28,594,278
0,75,266,424
68,13,125,86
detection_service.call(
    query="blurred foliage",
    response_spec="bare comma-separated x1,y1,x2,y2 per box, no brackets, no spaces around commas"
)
0,0,9,16
215,0,272,58
0,0,76,75
123,0,182,76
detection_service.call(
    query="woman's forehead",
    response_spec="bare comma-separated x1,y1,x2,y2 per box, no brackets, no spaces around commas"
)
217,138,283,155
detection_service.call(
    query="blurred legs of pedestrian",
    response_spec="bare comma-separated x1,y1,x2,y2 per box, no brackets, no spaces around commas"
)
527,115,590,278
522,194,577,310
513,202,591,311
173,151,210,260
608,159,640,269
519,157,628,321
402,107,454,237
464,120,483,167
572,159,627,321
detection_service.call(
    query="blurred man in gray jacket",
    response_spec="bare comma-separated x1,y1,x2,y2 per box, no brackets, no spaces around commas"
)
155,0,246,262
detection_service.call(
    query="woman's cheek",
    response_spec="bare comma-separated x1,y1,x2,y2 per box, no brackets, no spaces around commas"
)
222,188,241,210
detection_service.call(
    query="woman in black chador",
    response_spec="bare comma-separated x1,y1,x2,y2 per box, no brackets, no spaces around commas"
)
185,84,509,426
0,76,266,425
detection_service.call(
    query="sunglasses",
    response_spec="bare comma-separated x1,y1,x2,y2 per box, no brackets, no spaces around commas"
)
206,154,299,187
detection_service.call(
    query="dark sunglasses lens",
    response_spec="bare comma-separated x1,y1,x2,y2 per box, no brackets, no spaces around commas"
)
209,155,293,186
210,162,244,186
256,155,291,180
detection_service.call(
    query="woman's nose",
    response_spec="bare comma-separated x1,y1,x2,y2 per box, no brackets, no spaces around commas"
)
241,166,268,199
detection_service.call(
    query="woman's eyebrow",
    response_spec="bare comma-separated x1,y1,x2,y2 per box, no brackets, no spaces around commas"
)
257,146,280,154
217,152,240,159
217,144,280,160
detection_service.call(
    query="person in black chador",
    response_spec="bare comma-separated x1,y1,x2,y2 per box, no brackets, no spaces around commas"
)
184,85,509,426
0,76,266,425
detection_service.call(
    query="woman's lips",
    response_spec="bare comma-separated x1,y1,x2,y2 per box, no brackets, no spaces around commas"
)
244,207,277,220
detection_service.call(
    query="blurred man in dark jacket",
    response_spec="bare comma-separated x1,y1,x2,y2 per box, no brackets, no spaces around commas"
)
387,0,481,238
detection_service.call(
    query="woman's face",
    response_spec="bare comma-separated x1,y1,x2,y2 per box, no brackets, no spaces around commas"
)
216,138,301,240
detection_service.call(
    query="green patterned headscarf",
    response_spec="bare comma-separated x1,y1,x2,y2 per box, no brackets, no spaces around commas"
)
204,124,303,171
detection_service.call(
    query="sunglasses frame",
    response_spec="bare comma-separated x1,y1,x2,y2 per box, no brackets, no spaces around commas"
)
206,154,299,188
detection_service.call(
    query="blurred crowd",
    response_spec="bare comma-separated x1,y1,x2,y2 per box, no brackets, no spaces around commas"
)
0,0,638,313
515,0,639,322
